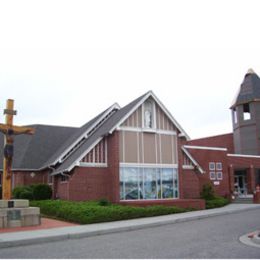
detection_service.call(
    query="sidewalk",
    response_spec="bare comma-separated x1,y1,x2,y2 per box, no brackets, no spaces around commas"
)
0,204,260,249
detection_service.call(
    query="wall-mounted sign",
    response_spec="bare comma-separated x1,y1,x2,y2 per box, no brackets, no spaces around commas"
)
214,181,220,185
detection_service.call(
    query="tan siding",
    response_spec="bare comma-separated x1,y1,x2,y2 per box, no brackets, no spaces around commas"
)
143,133,156,163
156,106,161,129
160,134,173,164
124,131,138,163
156,134,161,163
137,106,142,127
119,131,124,162
159,107,164,130
139,132,144,163
172,135,178,164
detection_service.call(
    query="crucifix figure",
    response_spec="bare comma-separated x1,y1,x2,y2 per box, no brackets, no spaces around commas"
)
0,99,35,200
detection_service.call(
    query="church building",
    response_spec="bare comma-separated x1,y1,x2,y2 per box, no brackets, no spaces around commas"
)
1,69,260,208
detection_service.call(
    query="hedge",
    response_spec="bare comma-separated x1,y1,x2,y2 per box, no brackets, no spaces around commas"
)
12,184,52,200
205,196,229,209
30,200,191,224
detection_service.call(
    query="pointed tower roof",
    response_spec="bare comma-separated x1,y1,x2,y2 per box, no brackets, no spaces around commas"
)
231,69,260,108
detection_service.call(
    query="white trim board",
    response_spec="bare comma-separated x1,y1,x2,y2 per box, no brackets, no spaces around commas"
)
227,153,260,159
79,162,108,168
181,147,204,174
120,163,178,168
117,126,177,136
183,145,228,151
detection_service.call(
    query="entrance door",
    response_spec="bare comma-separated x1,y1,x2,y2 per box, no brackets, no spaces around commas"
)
234,171,247,196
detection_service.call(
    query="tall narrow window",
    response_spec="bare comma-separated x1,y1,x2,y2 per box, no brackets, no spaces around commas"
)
243,103,251,120
233,108,238,124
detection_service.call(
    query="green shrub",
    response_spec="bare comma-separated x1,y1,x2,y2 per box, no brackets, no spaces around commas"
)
205,196,229,209
98,198,111,206
32,184,52,200
12,186,33,199
201,183,215,200
19,190,34,200
30,200,191,225
12,184,52,200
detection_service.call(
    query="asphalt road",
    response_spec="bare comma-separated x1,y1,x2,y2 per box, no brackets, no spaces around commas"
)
1,209,260,259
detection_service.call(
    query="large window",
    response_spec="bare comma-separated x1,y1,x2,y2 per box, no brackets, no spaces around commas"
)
120,167,178,200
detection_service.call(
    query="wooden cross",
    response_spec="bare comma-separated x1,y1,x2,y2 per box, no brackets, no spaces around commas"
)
0,99,35,200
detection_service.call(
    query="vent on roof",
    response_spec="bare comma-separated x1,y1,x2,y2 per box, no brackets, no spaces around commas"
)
87,109,117,136
59,108,117,163
60,137,86,162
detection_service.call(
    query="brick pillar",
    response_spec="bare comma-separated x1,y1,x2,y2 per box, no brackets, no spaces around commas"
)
177,136,186,199
229,164,235,194
52,175,58,199
248,165,256,194
108,131,120,203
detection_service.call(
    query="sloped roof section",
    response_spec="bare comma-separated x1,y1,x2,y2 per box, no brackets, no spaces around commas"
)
52,92,148,175
0,124,77,170
231,69,260,108
42,103,120,168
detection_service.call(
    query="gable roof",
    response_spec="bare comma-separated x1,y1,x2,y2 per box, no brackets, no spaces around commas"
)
51,90,190,175
0,91,189,174
231,69,260,108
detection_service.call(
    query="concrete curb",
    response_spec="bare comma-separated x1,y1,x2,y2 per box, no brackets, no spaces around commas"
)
1,204,260,249
239,232,260,249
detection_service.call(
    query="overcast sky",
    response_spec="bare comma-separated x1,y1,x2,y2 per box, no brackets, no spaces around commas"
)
1,0,260,139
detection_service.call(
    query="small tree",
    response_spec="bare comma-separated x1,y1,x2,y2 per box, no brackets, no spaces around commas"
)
201,183,215,200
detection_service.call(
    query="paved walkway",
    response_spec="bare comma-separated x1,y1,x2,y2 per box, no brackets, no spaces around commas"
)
0,203,260,249
0,218,78,233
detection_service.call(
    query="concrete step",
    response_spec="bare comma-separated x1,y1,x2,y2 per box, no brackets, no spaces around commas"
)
233,198,253,204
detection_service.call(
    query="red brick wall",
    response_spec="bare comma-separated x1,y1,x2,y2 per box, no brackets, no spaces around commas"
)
182,169,200,199
187,133,234,153
62,167,110,201
177,136,187,199
56,131,120,202
228,155,260,168
107,131,120,202
187,148,230,198
13,171,48,187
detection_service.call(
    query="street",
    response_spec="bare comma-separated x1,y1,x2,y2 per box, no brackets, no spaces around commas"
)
1,209,260,258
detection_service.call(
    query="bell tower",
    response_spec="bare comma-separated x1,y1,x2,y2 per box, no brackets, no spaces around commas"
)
231,69,260,155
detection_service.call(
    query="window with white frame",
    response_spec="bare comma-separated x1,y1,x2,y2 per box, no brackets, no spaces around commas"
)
120,167,178,200
210,172,216,180
216,172,223,180
216,162,222,171
209,162,215,171
209,162,223,181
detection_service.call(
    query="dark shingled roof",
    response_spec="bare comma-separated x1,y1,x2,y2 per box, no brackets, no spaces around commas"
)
42,104,118,169
0,124,77,170
231,69,260,108
52,92,148,174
